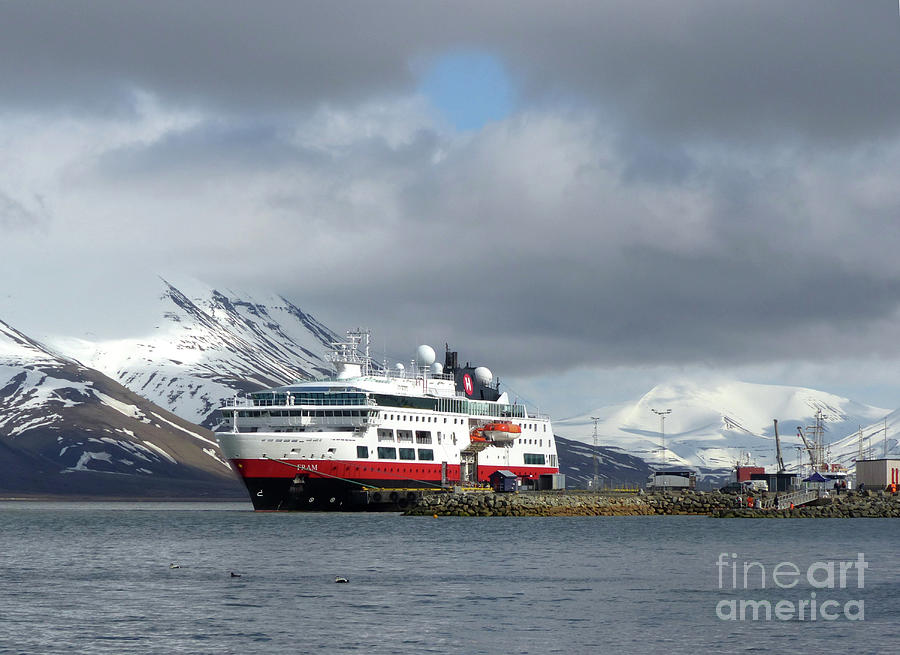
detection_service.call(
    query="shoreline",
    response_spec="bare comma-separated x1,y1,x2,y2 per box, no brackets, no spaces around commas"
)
403,489,900,518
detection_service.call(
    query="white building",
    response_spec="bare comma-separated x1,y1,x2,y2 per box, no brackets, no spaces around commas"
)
855,459,900,490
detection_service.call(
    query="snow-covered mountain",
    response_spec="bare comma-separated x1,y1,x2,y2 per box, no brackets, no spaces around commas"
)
0,319,243,498
827,407,900,467
53,278,340,428
556,379,892,479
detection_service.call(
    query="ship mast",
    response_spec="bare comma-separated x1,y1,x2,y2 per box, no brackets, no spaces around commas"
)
796,409,827,472
328,328,371,379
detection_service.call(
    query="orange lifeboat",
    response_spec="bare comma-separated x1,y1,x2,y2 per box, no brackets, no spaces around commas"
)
481,422,522,443
469,427,486,442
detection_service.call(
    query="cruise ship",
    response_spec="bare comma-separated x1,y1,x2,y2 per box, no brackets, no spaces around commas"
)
216,330,560,510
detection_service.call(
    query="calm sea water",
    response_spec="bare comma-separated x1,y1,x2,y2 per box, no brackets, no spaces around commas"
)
0,502,898,654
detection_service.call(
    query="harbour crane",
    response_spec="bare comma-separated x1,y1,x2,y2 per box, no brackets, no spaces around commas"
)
773,419,786,473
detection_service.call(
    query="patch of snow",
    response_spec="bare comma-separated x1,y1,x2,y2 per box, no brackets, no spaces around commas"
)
202,446,229,466
93,391,146,421
65,450,113,472
150,411,217,446
142,440,177,463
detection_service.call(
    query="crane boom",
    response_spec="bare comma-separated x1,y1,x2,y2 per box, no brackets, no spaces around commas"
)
774,419,786,473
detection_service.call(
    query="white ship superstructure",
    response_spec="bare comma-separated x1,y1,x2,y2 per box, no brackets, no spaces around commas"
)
216,330,559,510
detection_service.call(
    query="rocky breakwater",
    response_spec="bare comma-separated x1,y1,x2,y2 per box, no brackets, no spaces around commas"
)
403,490,740,517
713,490,900,518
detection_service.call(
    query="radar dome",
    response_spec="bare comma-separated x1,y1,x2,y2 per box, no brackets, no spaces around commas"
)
474,366,493,384
394,362,405,371
415,345,436,367
431,362,444,375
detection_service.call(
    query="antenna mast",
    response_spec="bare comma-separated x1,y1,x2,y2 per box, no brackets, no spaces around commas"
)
651,409,672,468
591,416,600,491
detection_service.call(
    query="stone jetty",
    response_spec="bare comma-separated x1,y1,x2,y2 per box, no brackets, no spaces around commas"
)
403,489,900,518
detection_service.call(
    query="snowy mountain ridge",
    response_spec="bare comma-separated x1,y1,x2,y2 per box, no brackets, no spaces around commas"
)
0,317,242,497
556,379,893,476
53,278,341,428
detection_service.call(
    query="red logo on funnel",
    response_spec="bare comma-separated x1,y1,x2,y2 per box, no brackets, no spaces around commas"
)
463,374,474,396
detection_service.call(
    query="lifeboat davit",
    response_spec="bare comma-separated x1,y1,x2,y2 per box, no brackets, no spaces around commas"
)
481,422,522,443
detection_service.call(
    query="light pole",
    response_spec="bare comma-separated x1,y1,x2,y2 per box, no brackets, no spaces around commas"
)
652,409,672,469
591,416,600,492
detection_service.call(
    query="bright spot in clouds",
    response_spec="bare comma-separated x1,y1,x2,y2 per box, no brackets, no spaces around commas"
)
418,51,514,131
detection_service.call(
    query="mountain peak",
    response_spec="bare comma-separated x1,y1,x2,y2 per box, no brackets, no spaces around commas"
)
558,377,891,475
49,277,341,428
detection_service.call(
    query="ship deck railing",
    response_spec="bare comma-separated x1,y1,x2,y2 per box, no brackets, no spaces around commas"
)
221,397,377,408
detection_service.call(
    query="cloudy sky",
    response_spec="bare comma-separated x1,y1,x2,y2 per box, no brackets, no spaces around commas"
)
2,1,900,419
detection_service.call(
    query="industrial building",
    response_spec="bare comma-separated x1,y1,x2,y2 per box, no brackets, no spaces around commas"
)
855,459,900,490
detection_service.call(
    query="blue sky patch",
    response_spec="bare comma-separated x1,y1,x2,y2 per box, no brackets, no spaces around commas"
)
418,51,515,131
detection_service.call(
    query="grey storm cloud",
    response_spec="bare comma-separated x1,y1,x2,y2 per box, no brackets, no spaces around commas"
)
1,0,900,389
2,1,899,144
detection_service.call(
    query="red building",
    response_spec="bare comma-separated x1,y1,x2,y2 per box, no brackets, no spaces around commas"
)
735,466,765,482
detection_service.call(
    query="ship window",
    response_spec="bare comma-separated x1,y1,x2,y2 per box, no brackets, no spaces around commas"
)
415,431,432,444
377,447,396,459
357,446,369,459
444,418,447,423
397,430,413,443
524,453,546,465
378,428,394,441
399,448,415,460
418,449,434,461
